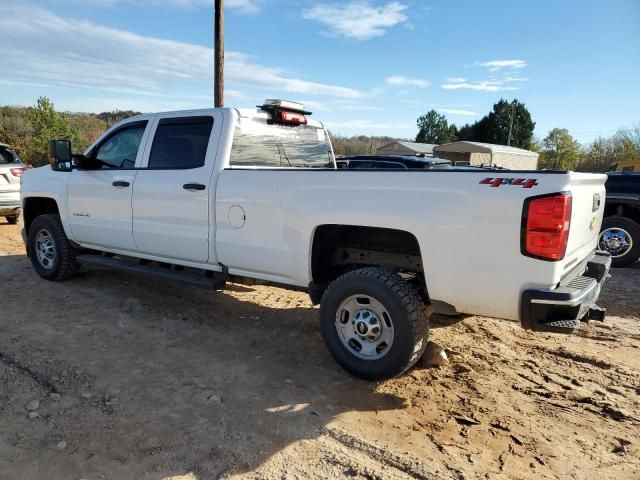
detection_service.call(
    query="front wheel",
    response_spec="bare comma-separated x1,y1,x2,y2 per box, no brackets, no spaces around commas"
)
599,216,640,268
27,214,79,281
319,268,429,380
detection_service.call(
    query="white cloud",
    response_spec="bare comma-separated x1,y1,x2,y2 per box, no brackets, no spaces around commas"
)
299,100,385,113
303,2,408,40
385,76,430,87
442,60,529,93
441,80,519,92
82,0,260,13
0,4,366,101
477,60,527,72
325,119,414,130
436,108,476,117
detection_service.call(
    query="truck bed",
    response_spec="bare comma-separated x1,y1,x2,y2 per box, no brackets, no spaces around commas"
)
215,168,606,321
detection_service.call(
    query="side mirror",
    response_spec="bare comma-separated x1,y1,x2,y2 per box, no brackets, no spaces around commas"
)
48,140,73,172
72,154,94,170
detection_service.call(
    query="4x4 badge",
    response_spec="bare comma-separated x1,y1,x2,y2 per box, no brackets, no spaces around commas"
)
480,177,539,189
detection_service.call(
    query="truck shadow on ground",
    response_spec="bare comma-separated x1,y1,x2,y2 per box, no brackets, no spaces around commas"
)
597,262,640,318
0,254,419,479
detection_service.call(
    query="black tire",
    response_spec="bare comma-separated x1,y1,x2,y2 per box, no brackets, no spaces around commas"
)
27,214,79,281
319,267,429,381
5,210,20,224
600,216,640,268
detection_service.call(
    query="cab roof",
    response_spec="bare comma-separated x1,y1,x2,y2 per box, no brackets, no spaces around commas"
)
126,107,324,129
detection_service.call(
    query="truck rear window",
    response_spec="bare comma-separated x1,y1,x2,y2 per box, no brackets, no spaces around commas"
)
230,121,333,168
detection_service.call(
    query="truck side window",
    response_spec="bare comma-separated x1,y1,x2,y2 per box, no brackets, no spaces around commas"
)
94,122,147,169
148,116,214,169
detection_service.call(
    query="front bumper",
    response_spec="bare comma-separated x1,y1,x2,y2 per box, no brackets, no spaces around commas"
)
521,251,611,333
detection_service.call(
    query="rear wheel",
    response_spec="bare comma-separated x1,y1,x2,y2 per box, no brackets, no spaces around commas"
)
599,216,640,268
27,214,79,281
320,267,429,380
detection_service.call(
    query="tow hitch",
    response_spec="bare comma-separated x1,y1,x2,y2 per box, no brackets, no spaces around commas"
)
586,305,606,322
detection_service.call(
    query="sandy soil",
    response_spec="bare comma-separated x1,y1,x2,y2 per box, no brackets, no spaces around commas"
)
0,221,639,480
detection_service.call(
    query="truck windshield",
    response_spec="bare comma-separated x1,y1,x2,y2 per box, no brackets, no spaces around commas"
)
230,120,334,168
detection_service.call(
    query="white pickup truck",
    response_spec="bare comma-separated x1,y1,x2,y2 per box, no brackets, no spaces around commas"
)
20,100,611,380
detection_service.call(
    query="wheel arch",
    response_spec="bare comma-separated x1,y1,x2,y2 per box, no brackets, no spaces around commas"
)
309,224,428,303
23,196,62,239
604,200,640,225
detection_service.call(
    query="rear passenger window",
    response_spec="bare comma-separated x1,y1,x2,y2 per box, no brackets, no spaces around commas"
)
148,116,214,169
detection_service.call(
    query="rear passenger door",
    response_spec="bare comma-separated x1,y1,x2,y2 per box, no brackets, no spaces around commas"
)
132,113,219,264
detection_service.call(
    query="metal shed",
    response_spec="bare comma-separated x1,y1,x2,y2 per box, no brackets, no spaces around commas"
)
433,141,539,170
377,141,437,157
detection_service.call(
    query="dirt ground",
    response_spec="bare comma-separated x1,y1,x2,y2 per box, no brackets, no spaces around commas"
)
0,222,639,480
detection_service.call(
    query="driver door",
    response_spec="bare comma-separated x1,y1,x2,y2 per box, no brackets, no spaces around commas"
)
67,119,151,251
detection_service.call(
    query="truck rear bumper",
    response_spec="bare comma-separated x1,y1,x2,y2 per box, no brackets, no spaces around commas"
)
520,251,611,333
0,191,21,215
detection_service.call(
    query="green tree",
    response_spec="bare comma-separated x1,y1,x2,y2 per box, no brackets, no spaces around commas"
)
97,110,141,128
577,137,615,172
415,110,458,144
0,106,34,162
612,129,640,164
540,128,581,170
28,97,78,166
457,99,535,149
615,124,640,150
69,114,108,152
329,132,398,155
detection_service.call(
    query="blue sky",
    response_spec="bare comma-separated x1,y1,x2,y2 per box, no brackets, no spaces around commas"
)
0,0,638,143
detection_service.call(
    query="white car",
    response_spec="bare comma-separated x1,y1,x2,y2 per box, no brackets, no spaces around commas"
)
19,100,611,380
0,143,27,224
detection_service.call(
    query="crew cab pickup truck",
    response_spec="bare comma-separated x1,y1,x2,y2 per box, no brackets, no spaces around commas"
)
20,100,611,380
600,172,640,267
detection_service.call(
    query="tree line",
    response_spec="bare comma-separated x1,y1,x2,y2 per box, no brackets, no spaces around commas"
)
414,99,639,172
0,97,139,166
330,134,398,156
1,96,637,172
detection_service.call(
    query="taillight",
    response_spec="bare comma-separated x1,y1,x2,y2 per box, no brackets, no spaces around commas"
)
10,167,27,177
522,193,572,261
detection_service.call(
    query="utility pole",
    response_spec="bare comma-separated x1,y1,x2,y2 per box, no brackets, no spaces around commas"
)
507,101,515,146
214,0,224,108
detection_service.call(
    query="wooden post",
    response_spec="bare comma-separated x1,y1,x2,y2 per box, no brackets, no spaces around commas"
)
507,101,515,146
214,0,224,108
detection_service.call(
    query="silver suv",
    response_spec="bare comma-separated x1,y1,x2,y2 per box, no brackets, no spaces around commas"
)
0,144,26,224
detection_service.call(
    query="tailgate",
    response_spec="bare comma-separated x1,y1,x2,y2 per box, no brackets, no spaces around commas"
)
563,173,607,266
